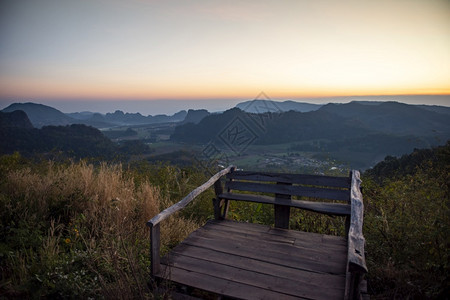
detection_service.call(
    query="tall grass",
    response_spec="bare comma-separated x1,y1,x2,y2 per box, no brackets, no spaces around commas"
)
0,154,200,298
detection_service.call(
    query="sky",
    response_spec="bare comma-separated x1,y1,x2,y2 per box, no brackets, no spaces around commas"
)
0,0,449,114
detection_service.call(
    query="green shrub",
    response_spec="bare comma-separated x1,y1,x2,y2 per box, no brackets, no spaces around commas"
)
363,166,449,298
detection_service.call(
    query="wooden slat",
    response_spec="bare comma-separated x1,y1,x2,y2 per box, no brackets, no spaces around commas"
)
208,219,272,233
201,221,347,253
227,171,351,188
187,226,347,266
205,221,348,256
156,266,302,300
155,219,350,299
209,220,347,247
192,224,347,264
182,232,347,275
225,181,350,201
168,243,346,289
162,253,345,299
219,192,351,215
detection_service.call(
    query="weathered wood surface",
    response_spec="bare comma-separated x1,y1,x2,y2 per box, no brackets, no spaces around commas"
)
345,170,368,299
227,171,351,188
147,166,235,276
274,182,292,229
218,192,351,216
149,223,160,275
157,220,348,300
347,170,367,273
147,165,235,227
149,167,367,299
225,180,350,201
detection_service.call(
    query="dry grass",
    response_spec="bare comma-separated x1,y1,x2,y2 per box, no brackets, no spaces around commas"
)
0,158,200,298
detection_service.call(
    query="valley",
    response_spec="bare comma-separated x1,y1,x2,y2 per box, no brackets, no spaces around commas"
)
1,99,449,172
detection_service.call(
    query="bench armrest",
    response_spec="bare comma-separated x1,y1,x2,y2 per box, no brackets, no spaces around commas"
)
147,165,236,227
146,165,235,276
347,170,367,274
346,170,367,300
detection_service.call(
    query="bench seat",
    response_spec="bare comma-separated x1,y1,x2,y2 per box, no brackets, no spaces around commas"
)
158,219,348,300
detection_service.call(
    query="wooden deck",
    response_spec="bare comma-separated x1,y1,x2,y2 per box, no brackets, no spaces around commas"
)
156,220,348,300
148,166,367,299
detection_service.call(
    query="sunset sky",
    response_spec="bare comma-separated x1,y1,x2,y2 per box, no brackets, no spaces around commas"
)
0,0,449,113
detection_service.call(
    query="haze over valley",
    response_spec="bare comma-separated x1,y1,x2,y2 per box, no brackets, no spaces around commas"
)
2,97,449,171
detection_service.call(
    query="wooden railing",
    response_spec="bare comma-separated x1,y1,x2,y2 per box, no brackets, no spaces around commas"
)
146,165,236,275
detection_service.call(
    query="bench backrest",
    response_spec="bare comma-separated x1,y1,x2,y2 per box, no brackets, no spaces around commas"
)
214,169,354,230
225,171,351,202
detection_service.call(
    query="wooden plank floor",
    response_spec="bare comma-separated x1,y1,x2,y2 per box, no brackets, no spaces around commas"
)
156,220,348,300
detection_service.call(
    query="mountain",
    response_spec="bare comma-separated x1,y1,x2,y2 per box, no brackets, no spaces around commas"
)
181,109,210,124
2,103,75,128
236,100,322,113
66,111,96,120
319,101,450,137
172,108,244,143
0,119,144,159
417,105,450,116
84,109,187,126
171,102,450,168
1,102,190,128
171,107,373,144
146,110,187,124
0,110,34,129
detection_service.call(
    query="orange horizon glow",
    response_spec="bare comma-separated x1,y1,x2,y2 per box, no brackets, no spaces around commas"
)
1,0,449,103
1,77,449,101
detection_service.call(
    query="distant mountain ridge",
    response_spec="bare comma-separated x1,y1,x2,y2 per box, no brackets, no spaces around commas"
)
236,100,322,113
2,103,74,128
181,109,211,124
173,101,450,144
171,101,450,168
1,103,197,128
319,101,450,136
99,109,187,126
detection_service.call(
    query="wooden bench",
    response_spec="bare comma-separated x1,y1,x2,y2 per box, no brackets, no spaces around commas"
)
147,166,367,299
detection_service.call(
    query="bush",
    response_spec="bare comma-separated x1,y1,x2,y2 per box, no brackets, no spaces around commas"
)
363,162,449,298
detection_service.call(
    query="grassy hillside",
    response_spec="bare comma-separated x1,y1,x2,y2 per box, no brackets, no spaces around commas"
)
0,155,212,298
362,142,449,298
0,142,448,298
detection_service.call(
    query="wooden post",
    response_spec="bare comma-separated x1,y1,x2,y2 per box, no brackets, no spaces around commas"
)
146,166,235,277
274,182,291,229
150,223,161,277
345,170,368,299
345,171,352,238
221,166,235,219
213,178,224,220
